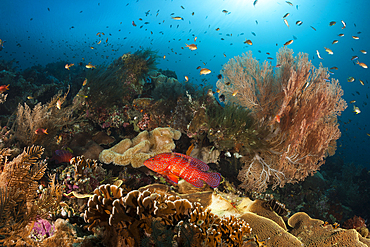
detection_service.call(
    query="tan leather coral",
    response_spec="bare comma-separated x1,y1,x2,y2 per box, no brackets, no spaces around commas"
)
99,127,181,168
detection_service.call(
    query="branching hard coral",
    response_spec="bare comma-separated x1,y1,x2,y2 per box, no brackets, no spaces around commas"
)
85,184,252,247
217,47,347,192
0,146,62,245
84,184,126,230
177,202,252,246
84,185,193,246
0,93,7,104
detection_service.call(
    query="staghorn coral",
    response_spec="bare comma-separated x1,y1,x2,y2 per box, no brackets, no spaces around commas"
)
99,127,181,168
217,47,347,192
0,146,62,245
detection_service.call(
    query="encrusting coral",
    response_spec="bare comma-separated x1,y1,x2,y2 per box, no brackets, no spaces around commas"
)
99,127,181,168
288,212,370,247
237,199,370,247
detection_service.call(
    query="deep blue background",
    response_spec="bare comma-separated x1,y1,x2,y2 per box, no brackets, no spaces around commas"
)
0,0,369,168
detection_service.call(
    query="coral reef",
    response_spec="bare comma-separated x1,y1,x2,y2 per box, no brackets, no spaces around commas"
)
85,184,253,247
0,46,365,247
82,182,370,247
99,127,181,168
58,155,107,196
76,48,158,130
216,47,347,192
177,203,252,246
40,218,86,246
30,218,55,242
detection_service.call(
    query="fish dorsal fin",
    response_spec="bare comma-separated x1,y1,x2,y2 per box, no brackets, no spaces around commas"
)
173,152,209,171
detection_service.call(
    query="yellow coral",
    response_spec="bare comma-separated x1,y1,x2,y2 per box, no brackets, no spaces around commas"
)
99,127,181,168
241,212,302,246
288,212,369,247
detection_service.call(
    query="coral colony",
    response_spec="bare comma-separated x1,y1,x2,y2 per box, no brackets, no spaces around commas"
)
0,46,369,247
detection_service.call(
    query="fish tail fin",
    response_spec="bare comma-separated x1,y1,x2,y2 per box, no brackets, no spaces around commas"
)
200,172,221,188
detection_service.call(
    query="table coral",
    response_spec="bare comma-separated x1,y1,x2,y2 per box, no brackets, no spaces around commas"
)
99,127,181,168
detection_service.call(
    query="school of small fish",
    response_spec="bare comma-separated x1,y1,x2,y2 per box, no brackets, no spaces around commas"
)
0,0,368,172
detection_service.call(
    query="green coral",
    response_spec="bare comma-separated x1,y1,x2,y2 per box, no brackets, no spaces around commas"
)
84,48,159,109
113,48,158,85
206,104,270,154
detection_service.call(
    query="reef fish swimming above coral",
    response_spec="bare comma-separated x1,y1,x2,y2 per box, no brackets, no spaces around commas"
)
143,152,221,188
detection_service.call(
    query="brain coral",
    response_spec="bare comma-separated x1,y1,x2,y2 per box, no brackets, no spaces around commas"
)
99,127,181,168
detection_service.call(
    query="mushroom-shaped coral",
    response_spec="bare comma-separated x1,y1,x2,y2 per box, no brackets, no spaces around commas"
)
99,127,181,168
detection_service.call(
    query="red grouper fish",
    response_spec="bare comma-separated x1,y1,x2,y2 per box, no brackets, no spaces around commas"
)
143,152,221,188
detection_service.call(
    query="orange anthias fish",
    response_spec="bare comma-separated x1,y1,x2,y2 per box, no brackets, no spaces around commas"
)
35,128,48,135
144,152,221,188
0,84,9,93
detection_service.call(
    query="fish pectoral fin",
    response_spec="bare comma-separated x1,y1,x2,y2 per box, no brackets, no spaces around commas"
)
167,173,179,184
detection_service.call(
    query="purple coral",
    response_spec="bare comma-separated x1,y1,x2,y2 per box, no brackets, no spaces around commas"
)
30,218,55,241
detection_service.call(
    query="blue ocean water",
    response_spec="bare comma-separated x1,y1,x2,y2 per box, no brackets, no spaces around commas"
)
0,0,369,168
